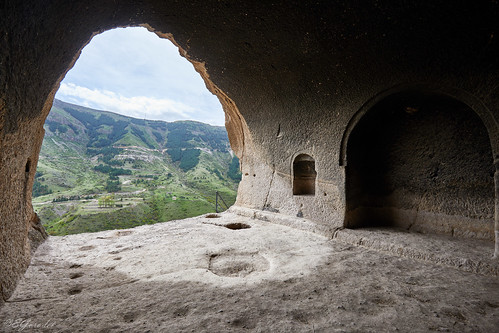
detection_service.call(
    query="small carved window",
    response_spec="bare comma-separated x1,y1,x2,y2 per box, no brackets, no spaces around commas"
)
293,154,316,195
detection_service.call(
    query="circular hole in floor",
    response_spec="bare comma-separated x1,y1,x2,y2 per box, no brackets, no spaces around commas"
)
225,223,251,230
209,253,269,277
68,286,82,295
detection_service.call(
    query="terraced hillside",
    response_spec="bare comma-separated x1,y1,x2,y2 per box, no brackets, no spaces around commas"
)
33,99,241,235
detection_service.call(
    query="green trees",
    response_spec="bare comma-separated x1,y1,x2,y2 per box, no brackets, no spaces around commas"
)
46,121,68,134
166,126,194,149
94,164,132,176
32,180,52,197
105,177,121,192
98,195,116,208
167,148,182,162
165,121,229,151
179,149,201,171
32,171,52,197
228,156,242,181
167,148,201,171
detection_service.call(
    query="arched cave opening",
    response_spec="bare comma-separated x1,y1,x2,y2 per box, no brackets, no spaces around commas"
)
293,154,316,196
33,27,242,235
345,91,495,241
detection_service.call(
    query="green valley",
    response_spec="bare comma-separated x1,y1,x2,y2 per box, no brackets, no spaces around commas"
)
33,99,241,235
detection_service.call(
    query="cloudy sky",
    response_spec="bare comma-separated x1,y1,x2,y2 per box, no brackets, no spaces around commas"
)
55,27,225,126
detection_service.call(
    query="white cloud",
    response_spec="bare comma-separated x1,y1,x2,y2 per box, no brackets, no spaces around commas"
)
57,83,198,122
54,27,226,126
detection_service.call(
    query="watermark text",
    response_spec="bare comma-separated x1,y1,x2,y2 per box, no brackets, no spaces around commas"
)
5,318,57,332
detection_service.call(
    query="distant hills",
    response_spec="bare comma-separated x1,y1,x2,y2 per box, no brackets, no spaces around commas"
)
34,99,240,235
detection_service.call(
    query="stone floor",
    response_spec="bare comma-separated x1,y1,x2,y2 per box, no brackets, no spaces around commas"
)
1,211,498,332
335,228,498,277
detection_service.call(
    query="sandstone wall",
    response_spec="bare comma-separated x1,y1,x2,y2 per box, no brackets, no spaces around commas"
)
1,0,498,302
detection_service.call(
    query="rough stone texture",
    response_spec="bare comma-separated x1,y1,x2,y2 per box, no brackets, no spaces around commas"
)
335,228,499,277
345,92,495,239
233,206,499,276
1,0,499,302
0,215,498,332
0,112,49,302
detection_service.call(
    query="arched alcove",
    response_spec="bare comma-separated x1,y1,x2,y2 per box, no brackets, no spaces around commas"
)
344,91,495,240
293,154,316,195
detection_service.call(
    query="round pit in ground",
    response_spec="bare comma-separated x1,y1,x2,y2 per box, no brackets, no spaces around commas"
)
225,223,251,230
208,252,269,277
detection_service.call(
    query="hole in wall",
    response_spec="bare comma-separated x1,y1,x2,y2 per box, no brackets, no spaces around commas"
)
293,154,316,195
25,159,31,173
345,91,495,240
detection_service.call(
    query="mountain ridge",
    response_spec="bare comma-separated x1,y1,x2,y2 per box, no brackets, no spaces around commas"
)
34,99,240,235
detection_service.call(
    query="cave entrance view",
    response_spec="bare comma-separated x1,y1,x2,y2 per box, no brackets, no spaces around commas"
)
33,27,241,236
345,91,495,243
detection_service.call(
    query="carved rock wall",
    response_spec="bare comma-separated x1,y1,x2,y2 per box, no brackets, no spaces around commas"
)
345,92,495,239
1,0,498,301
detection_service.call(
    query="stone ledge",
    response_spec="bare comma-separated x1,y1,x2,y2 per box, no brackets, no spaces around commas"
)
228,206,335,238
230,206,498,276
334,228,499,277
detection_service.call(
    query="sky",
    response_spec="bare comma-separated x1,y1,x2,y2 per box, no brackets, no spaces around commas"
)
55,27,225,126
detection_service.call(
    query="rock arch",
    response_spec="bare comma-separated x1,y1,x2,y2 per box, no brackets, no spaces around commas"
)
340,84,499,167
0,13,255,301
342,88,498,254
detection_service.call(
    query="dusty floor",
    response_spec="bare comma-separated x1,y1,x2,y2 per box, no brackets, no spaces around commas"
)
1,212,498,332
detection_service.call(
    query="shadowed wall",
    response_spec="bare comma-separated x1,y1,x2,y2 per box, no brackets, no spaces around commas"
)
345,92,495,239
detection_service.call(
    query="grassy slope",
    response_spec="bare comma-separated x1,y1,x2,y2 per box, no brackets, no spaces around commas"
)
34,100,240,235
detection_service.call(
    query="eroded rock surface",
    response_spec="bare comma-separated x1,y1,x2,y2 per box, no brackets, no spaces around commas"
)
1,0,498,304
1,214,498,332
